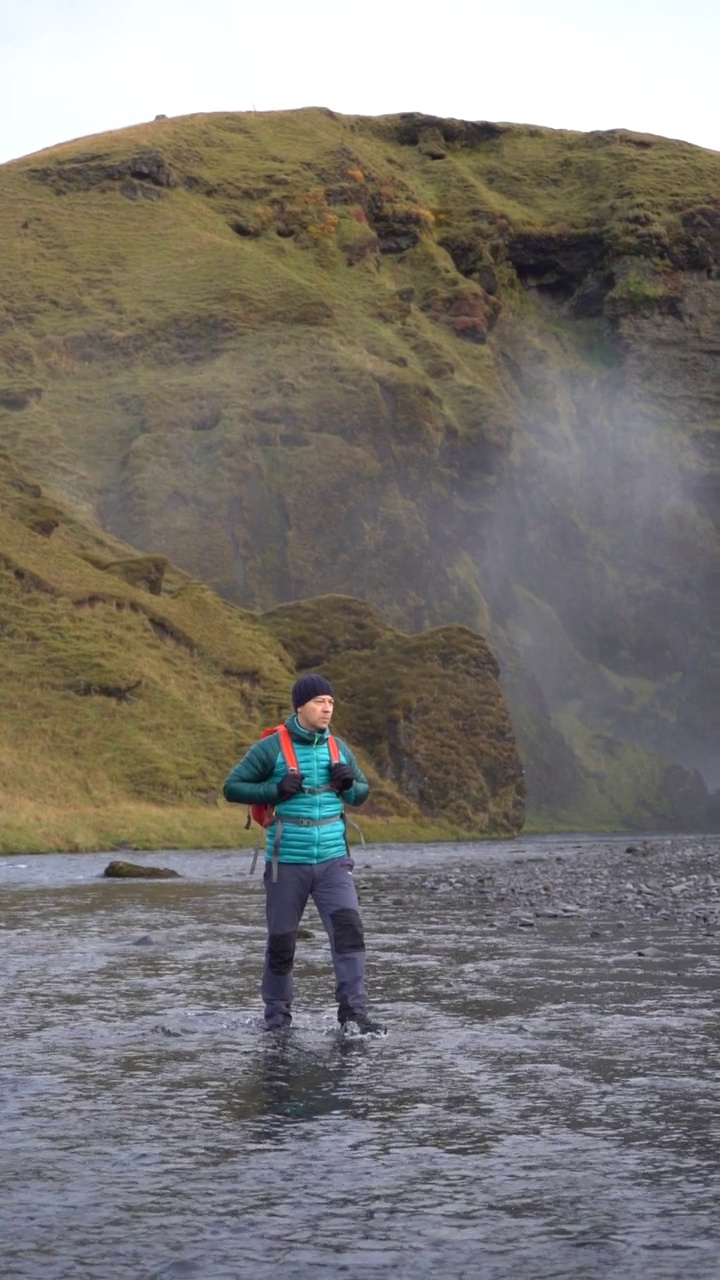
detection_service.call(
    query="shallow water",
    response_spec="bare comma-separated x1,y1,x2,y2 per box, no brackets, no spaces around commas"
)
1,836,718,1279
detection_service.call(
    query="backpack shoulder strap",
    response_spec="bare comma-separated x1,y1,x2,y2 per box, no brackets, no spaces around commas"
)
277,723,300,772
327,734,340,764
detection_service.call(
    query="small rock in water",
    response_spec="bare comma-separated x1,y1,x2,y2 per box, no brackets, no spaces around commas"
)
132,934,156,946
103,860,181,879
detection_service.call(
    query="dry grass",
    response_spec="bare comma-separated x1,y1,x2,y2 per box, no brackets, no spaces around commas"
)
0,799,477,855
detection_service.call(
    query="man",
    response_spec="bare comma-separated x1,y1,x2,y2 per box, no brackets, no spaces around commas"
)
223,673,385,1036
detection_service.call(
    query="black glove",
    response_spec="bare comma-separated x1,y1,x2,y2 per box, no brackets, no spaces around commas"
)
330,762,355,793
277,772,304,800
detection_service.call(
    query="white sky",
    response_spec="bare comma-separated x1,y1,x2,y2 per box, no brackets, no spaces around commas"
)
2,0,718,164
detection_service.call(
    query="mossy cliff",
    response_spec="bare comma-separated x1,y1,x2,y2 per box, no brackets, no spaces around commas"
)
0,451,524,851
262,596,524,833
0,110,717,830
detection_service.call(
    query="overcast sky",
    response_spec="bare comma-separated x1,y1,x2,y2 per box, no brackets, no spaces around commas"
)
2,0,718,164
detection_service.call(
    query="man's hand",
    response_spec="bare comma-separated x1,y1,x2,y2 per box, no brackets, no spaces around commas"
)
277,772,304,800
330,762,355,793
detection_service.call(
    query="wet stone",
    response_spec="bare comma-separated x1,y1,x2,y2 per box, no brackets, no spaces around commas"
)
102,860,181,879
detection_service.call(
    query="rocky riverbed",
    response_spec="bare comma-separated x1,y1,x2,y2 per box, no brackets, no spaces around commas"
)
1,832,718,1280
375,834,720,935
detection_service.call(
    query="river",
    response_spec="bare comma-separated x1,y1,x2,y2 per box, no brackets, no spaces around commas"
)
1,833,718,1279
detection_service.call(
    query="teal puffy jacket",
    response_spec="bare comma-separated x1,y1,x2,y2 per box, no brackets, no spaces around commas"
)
223,715,369,864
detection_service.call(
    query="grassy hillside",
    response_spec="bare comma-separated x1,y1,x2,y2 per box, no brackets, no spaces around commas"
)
0,449,289,850
1,110,717,830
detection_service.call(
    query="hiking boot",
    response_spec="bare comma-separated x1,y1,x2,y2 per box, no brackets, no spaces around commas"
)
264,1013,292,1031
340,1010,386,1037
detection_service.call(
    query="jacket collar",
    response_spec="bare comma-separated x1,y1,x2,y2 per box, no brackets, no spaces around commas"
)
285,713,330,745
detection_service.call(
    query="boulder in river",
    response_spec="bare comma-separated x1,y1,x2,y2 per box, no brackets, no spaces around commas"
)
102,860,180,879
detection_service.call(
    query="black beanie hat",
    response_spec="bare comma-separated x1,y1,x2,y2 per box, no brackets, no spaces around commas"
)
292,673,334,710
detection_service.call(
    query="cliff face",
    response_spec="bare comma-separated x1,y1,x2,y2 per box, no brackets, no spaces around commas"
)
1,111,717,829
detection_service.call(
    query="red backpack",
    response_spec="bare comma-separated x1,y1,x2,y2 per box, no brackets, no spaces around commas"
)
248,723,340,829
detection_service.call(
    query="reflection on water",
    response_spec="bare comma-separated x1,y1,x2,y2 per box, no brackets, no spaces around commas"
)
0,837,718,1279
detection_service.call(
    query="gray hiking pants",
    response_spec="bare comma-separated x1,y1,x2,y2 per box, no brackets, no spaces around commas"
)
262,854,366,1028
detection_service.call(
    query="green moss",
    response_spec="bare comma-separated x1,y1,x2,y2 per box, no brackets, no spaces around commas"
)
552,712,708,830
605,262,682,314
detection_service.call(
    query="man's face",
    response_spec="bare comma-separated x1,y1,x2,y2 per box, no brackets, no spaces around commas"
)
297,695,334,732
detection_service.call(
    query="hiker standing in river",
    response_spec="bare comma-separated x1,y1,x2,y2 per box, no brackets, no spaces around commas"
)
223,674,385,1035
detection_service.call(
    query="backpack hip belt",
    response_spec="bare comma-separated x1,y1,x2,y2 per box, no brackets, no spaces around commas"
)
266,813,344,882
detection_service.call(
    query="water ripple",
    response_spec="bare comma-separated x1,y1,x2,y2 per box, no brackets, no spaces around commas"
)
0,835,718,1279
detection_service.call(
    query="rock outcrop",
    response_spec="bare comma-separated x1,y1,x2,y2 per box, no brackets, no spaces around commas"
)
263,596,526,834
103,860,180,879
